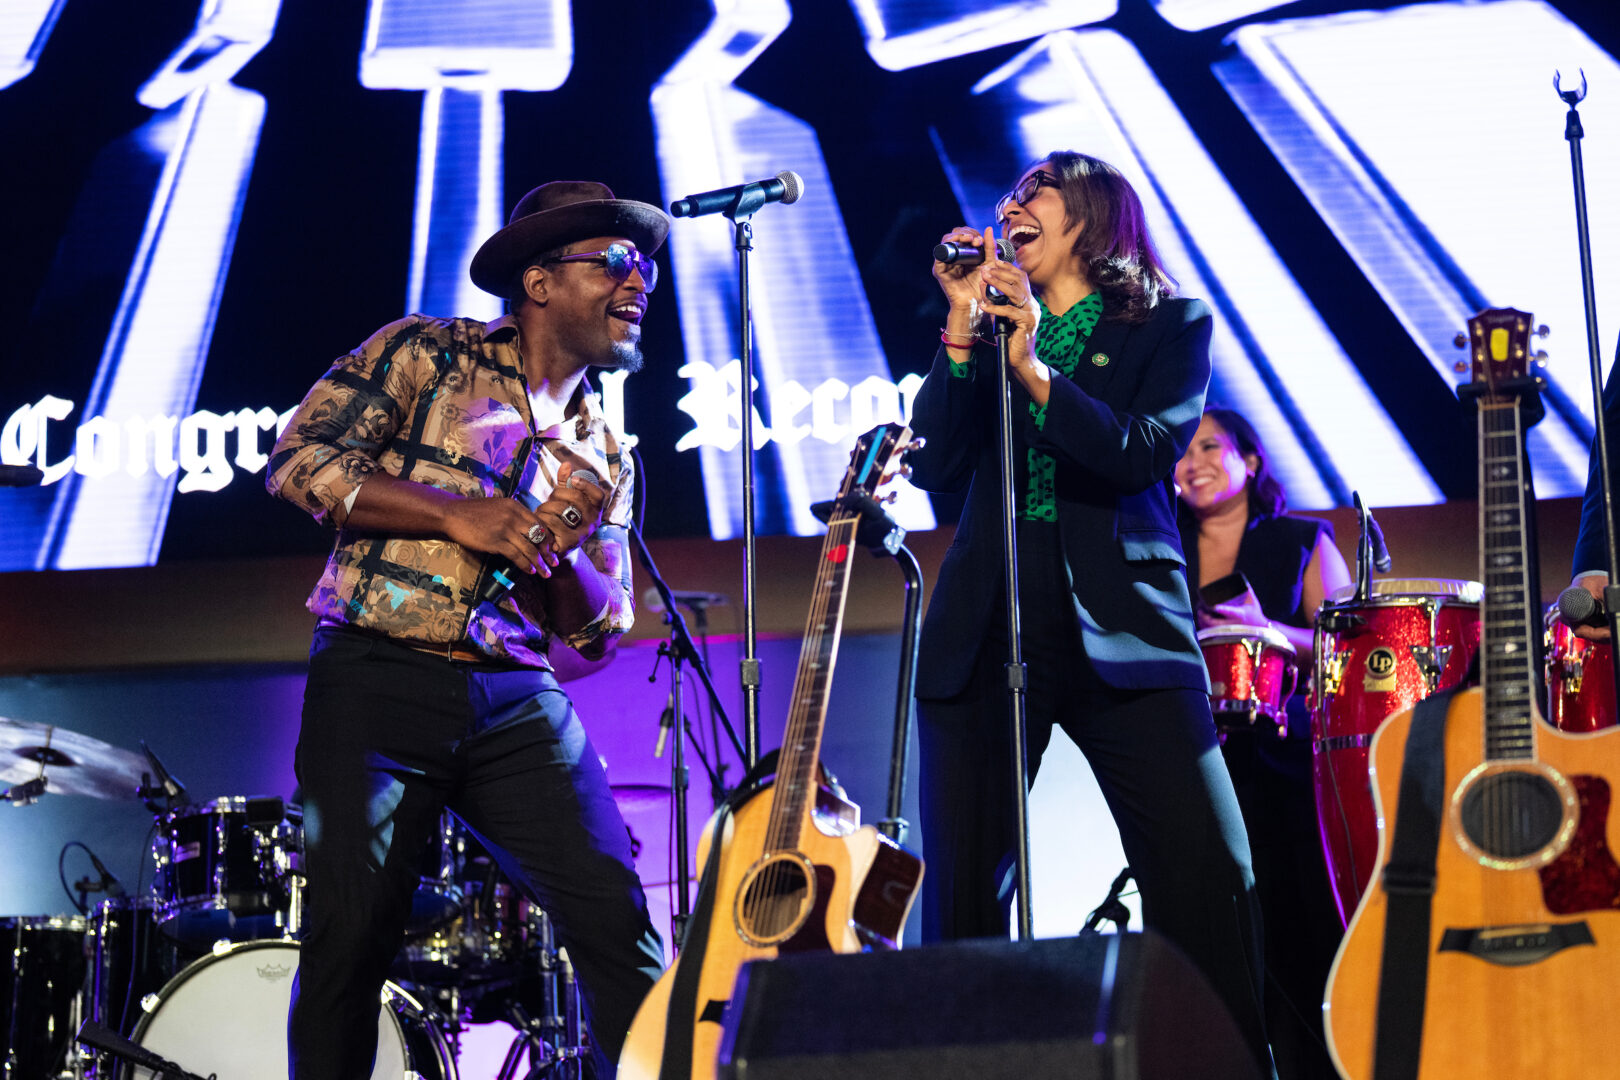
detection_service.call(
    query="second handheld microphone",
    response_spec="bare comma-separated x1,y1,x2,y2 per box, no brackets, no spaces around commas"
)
933,238,1015,266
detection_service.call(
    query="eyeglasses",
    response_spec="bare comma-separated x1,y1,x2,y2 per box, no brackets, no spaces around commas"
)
546,243,658,292
994,170,1061,225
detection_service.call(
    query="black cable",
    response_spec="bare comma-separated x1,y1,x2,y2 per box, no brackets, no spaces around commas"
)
118,820,160,1037
58,840,93,914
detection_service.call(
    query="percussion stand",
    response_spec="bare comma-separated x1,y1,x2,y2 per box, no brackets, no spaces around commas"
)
1556,73,1620,694
992,311,1035,940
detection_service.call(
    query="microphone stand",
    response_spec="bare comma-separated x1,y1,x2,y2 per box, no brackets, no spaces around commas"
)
627,523,741,946
1555,73,1620,696
993,311,1035,940
724,190,776,772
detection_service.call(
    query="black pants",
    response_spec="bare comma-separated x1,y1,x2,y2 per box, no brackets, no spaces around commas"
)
288,625,663,1080
916,528,1271,1075
1222,719,1342,1080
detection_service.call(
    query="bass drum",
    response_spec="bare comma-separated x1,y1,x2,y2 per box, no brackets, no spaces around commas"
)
124,940,455,1080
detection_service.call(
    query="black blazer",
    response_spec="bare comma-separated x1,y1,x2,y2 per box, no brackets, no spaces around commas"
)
909,296,1214,699
1573,339,1620,579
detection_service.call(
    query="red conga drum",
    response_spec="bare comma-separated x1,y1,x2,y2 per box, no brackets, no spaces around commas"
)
1309,578,1482,925
1545,604,1618,732
1197,624,1297,741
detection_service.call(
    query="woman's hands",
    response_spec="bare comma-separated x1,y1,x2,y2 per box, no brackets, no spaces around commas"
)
932,225,1050,404
1197,586,1269,631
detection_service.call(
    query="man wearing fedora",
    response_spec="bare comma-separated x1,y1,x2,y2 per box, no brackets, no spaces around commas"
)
268,181,669,1078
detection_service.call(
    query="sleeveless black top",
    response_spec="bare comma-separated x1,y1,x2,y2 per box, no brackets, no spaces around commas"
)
1177,512,1335,629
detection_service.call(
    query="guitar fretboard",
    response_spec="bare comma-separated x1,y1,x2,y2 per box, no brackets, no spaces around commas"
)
1479,399,1537,761
764,512,861,853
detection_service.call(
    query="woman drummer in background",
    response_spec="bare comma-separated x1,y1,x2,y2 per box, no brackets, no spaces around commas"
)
1174,405,1350,1080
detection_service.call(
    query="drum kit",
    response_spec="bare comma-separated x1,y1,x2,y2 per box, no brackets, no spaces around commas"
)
0,718,633,1080
1198,572,1619,929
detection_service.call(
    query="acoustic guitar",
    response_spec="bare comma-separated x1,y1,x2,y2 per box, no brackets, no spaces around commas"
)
1323,308,1620,1078
618,423,925,1080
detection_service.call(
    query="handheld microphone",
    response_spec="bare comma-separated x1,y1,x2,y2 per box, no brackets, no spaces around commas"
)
933,238,1015,266
1559,584,1607,629
479,470,599,604
670,170,803,219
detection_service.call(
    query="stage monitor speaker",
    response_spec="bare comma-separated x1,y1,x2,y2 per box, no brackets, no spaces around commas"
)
716,930,1261,1080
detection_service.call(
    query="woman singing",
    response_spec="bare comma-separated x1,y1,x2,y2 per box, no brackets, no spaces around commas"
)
907,151,1272,1075
1176,406,1351,1080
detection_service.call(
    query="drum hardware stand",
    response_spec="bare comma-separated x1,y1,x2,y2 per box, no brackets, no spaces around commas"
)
809,484,927,846
3,726,57,805
497,947,584,1080
1556,72,1620,697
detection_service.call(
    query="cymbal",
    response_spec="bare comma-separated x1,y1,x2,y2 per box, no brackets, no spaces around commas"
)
0,718,148,800
611,783,672,814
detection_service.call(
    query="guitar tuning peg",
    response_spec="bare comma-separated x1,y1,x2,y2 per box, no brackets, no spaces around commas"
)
1453,332,1468,349
898,464,913,479
1536,324,1550,338
881,491,899,506
1453,360,1470,374
904,438,927,453
1534,350,1549,364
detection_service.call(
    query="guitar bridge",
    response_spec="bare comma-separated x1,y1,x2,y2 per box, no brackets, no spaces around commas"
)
1438,921,1594,966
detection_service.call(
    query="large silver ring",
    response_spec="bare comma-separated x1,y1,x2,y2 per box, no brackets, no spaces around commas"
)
526,523,546,546
560,506,584,529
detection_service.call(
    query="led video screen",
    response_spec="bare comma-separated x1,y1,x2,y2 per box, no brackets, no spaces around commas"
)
1,0,1615,570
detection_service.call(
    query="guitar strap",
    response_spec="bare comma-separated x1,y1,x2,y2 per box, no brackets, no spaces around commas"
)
658,750,779,1080
1372,686,1459,1080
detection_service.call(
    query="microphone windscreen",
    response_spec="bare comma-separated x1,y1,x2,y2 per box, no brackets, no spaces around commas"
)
1559,584,1602,627
776,170,804,204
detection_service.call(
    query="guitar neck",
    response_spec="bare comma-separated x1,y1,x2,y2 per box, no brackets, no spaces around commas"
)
1478,398,1538,762
765,511,862,852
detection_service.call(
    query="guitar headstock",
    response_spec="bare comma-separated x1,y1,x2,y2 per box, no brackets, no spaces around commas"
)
1460,307,1544,403
837,423,920,504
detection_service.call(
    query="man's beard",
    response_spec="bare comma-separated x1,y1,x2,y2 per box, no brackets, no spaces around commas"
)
600,339,644,374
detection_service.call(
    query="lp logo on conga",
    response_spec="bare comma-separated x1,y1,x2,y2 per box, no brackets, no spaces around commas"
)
1363,647,1397,692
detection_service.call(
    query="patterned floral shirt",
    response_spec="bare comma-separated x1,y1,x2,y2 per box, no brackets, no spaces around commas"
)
947,291,1104,521
266,314,635,667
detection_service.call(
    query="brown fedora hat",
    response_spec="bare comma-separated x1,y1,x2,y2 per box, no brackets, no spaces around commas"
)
469,181,671,297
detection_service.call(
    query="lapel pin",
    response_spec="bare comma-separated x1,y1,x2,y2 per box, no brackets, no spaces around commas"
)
1091,352,1110,367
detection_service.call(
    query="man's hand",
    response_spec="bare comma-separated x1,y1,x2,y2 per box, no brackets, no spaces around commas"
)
441,494,553,577
535,463,607,558
1573,573,1611,642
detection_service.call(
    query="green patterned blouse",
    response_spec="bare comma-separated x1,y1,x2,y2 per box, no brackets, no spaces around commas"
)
947,291,1104,521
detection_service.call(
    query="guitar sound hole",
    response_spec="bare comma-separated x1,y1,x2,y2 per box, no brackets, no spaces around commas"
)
738,858,811,942
1460,771,1565,860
